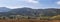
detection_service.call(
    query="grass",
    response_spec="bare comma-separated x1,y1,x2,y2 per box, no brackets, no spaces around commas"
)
0,19,48,22
0,19,60,22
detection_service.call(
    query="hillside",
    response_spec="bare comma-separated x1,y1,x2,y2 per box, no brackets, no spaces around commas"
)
0,7,58,17
0,7,11,12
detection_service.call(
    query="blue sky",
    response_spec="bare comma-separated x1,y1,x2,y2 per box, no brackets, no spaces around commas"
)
0,0,60,9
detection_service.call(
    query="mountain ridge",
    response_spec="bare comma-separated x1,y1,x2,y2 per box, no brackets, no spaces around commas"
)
0,7,11,12
0,7,59,17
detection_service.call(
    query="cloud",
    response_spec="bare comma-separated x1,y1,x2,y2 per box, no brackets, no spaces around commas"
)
57,1,60,5
24,0,39,3
0,0,59,9
0,0,40,9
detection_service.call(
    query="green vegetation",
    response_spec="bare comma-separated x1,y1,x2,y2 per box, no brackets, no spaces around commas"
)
0,8,60,20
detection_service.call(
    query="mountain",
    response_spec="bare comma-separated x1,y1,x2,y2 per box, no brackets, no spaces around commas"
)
0,7,59,17
7,7,58,17
0,7,11,12
8,7,35,16
42,9,57,16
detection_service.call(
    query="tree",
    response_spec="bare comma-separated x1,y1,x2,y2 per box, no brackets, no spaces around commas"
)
9,15,16,19
0,16,9,19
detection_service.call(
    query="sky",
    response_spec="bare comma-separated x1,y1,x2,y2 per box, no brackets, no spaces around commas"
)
0,0,60,9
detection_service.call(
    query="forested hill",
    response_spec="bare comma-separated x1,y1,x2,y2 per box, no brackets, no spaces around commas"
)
0,7,11,12
0,7,59,17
